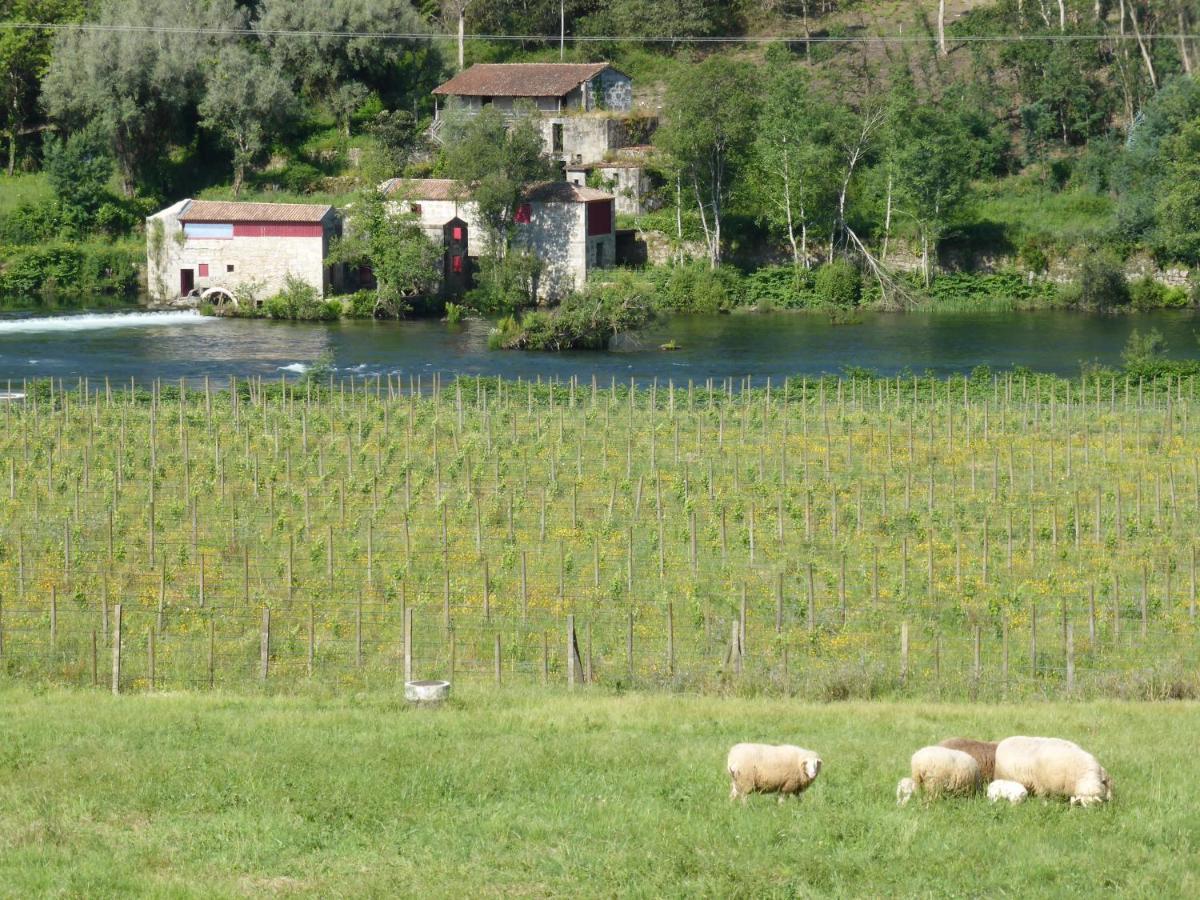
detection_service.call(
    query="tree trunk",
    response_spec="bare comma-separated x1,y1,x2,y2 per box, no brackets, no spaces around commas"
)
1127,3,1158,90
881,172,893,262
938,1,948,56
692,175,713,267
1178,9,1192,74
675,175,683,264
781,151,800,269
6,128,15,177
458,13,465,71
1057,0,1066,31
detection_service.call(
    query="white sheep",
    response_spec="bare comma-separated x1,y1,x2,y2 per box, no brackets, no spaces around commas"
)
898,746,982,804
727,743,822,804
994,736,1113,807
987,779,1029,804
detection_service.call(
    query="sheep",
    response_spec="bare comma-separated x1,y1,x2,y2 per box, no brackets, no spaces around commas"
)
987,779,1029,804
938,738,998,782
898,746,982,804
994,736,1113,807
727,743,822,804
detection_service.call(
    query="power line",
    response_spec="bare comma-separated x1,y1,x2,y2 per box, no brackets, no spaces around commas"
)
1,20,1197,44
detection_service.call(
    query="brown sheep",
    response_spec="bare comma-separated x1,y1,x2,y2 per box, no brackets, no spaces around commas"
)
939,738,997,782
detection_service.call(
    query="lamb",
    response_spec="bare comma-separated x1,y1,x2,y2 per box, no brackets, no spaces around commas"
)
897,746,982,804
727,743,822,804
987,779,1029,804
938,738,998,782
994,736,1113,807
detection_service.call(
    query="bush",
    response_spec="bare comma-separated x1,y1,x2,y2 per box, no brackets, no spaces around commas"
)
262,275,339,321
0,242,140,304
646,262,745,313
0,200,64,245
467,251,541,315
344,290,379,319
496,272,654,351
1129,276,1192,309
814,259,862,308
280,162,323,194
1074,249,1129,308
742,265,817,310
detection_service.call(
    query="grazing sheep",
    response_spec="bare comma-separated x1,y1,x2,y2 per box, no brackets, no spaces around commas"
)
987,779,1029,804
994,736,1113,807
898,746,982,804
939,738,998,782
727,743,822,804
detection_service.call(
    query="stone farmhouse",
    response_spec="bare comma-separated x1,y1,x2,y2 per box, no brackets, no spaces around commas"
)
382,177,616,300
431,63,643,169
145,199,338,304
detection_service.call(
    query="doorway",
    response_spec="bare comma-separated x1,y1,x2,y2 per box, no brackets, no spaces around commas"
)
180,269,194,296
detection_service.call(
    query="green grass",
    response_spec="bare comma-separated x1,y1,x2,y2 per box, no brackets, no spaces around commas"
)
0,173,52,216
0,686,1195,897
967,175,1116,250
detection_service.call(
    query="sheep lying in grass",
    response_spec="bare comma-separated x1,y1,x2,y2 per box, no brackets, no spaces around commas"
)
987,779,1029,804
897,746,982,805
727,743,822,804
994,736,1113,807
939,738,997,782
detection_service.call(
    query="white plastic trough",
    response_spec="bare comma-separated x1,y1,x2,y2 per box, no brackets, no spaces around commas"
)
405,679,451,703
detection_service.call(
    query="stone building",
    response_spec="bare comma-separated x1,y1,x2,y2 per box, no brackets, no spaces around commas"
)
566,146,657,216
382,178,616,300
431,63,636,166
145,199,338,304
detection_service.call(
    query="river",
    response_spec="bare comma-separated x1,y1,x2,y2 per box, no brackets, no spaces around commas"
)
0,308,1197,385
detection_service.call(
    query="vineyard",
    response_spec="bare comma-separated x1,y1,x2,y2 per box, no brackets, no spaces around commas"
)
0,370,1198,699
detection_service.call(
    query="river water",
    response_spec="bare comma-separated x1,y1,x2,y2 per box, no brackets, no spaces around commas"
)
0,308,1197,385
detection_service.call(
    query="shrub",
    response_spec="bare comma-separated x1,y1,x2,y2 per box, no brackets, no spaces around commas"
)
1074,249,1129,308
0,242,139,303
496,272,654,351
0,200,64,245
468,251,542,315
647,262,745,313
262,275,339,321
344,290,379,319
281,161,323,194
742,265,817,310
814,259,862,308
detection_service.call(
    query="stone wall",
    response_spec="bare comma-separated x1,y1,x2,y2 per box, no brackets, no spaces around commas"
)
592,70,633,112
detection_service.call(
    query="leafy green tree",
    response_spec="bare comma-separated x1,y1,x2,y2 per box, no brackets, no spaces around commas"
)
1152,119,1200,265
655,56,758,267
42,124,112,231
255,0,428,124
42,0,245,196
746,67,842,270
581,0,736,42
0,1,82,177
198,46,296,197
330,187,442,318
441,104,555,257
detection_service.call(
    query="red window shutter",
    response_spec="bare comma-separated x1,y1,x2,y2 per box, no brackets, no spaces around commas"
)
587,200,613,236
198,263,209,277
451,255,463,273
452,226,463,241
515,203,532,224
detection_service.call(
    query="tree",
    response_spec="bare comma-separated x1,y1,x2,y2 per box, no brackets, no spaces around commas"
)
42,123,112,229
655,56,758,267
442,105,555,255
198,46,295,197
1152,119,1200,265
0,1,82,177
746,67,842,270
42,0,245,196
255,0,428,122
330,187,442,317
582,0,735,42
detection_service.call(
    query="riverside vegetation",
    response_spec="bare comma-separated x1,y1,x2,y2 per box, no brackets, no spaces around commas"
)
0,365,1198,698
5,2,1200,327
0,687,1196,896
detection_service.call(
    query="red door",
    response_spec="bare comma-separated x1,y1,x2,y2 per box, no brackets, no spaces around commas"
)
180,269,194,296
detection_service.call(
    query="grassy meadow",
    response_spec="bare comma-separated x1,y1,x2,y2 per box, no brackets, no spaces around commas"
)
0,686,1196,897
0,372,1197,698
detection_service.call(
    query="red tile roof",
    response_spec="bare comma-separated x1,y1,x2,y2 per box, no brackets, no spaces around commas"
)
178,200,332,223
432,63,618,98
524,181,613,203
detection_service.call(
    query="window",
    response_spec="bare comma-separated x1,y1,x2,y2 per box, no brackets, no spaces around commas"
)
227,264,235,273
183,222,233,239
452,226,463,241
481,96,493,106
410,203,422,214
514,203,532,224
451,255,463,274
198,263,209,277
552,123,564,153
